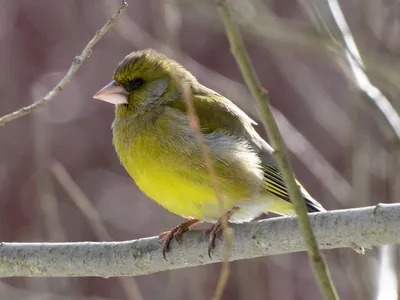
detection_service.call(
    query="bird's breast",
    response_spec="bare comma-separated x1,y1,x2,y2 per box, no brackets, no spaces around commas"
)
111,111,265,221
112,116,223,219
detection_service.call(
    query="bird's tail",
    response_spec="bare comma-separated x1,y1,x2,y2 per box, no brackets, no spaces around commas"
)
304,195,326,213
263,166,366,254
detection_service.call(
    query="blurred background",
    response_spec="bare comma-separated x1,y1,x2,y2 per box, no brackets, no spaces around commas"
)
1,0,400,299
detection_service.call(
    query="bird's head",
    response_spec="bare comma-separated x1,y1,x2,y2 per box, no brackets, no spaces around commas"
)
93,49,196,115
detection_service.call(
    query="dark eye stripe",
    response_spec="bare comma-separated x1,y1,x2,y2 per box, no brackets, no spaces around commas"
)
126,78,145,91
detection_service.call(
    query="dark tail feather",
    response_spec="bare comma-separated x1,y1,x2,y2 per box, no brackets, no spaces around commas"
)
304,196,326,213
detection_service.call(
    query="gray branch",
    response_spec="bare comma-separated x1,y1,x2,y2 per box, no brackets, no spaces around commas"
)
1,203,399,278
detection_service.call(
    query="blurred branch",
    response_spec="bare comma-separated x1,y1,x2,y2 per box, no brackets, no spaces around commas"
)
274,110,351,204
271,51,352,147
181,0,328,49
215,1,338,299
183,0,400,98
0,1,128,127
51,161,144,300
175,72,233,300
32,87,69,293
376,245,397,300
33,109,66,242
298,0,400,144
51,162,111,240
2,203,400,278
159,1,232,298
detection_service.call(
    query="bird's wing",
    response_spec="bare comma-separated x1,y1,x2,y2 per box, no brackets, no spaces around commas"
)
170,85,325,213
170,85,268,152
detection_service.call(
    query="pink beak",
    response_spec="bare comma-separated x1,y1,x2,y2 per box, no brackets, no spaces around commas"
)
93,80,128,105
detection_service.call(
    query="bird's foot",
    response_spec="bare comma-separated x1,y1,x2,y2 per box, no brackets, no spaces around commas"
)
205,220,223,258
205,207,240,258
159,219,199,260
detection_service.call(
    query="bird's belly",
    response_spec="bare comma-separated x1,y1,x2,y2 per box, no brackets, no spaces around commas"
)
113,122,270,222
126,153,294,222
115,133,231,221
131,161,221,220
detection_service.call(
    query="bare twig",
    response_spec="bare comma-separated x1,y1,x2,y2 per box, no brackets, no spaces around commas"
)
2,203,400,278
184,0,400,102
158,1,232,298
298,0,400,144
274,110,351,204
51,161,144,300
171,72,233,300
32,95,70,293
0,1,128,126
51,162,110,240
32,102,66,242
215,1,338,299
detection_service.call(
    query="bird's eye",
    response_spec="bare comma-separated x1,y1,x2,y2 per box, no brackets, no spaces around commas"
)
126,78,145,91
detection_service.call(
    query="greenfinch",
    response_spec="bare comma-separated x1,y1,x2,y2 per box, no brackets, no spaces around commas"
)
93,49,331,257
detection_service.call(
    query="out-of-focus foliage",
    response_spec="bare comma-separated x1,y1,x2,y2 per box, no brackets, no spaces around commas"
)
1,0,399,299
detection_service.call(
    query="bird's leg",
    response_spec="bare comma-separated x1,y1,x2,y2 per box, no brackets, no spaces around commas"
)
205,207,240,258
159,219,199,259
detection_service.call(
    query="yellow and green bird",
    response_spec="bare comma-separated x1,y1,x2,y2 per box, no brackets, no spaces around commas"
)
93,49,329,257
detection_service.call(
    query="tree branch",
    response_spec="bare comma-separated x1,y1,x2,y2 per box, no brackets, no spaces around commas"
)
297,0,400,144
1,203,398,278
0,1,128,127
215,1,338,299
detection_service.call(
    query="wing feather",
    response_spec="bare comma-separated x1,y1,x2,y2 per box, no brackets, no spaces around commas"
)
169,84,325,213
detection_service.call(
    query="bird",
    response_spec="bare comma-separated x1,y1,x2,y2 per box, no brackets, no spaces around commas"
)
93,49,363,258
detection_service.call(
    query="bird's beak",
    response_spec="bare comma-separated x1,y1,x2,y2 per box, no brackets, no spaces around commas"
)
93,80,128,105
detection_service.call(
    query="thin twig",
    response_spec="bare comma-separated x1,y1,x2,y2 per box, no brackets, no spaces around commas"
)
159,1,231,297
32,105,69,292
298,0,400,145
185,0,400,96
32,105,66,242
51,162,110,240
172,73,233,300
0,1,128,126
51,161,144,300
332,1,400,142
185,80,233,300
215,1,339,299
2,203,400,278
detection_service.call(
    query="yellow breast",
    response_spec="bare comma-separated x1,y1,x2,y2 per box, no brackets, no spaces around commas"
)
111,108,280,222
113,119,225,221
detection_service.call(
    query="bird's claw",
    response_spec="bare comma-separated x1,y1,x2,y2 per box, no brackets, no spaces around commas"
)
159,219,199,260
204,207,239,258
206,221,223,258
174,226,187,244
160,223,189,260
